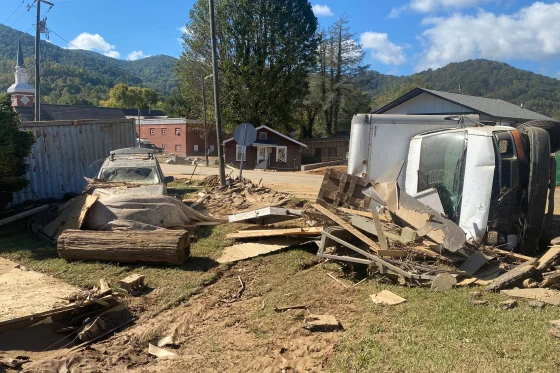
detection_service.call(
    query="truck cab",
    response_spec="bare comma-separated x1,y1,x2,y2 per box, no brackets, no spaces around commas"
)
348,114,555,253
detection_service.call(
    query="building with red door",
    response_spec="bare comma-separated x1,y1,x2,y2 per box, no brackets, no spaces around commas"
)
137,118,218,156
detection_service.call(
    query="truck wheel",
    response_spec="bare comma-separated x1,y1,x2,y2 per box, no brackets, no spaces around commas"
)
517,120,560,153
519,127,550,254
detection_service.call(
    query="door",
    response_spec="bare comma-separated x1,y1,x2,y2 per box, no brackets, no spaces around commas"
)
258,146,267,162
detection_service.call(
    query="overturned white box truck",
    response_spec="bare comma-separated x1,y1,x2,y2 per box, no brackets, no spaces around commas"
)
348,114,560,253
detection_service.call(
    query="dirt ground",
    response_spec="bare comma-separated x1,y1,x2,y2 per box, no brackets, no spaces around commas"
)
0,257,79,322
161,164,324,200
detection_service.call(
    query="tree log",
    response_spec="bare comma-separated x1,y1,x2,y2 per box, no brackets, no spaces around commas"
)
58,229,189,265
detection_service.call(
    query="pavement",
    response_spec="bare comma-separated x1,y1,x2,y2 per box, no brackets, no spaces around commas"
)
160,164,324,200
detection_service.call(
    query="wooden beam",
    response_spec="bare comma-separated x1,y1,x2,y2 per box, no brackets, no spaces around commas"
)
227,227,323,239
337,207,389,222
0,205,49,227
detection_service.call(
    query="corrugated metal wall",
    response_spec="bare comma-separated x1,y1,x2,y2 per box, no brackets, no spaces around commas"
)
11,119,135,205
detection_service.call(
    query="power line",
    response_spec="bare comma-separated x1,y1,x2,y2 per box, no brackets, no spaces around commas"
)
2,0,26,24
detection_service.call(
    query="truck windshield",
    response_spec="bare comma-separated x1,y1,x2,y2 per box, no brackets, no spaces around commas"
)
417,131,467,222
98,167,159,184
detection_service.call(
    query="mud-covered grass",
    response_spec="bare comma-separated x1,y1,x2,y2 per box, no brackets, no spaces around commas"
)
2,221,560,372
0,221,238,317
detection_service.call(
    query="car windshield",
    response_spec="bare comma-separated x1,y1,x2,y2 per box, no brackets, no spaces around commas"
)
417,130,467,222
98,167,160,184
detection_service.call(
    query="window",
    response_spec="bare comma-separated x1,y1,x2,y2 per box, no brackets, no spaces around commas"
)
162,144,167,152
194,128,199,135
150,128,155,135
258,132,267,140
175,145,181,152
236,145,246,161
417,130,467,222
209,145,215,152
162,128,167,135
276,146,287,163
175,128,181,136
194,144,199,152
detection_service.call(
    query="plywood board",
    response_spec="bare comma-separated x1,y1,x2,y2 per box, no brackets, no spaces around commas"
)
370,290,406,305
217,239,311,263
227,207,302,225
42,194,98,239
227,227,323,239
501,288,560,306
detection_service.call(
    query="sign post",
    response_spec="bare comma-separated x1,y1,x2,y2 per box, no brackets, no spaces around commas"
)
233,123,257,182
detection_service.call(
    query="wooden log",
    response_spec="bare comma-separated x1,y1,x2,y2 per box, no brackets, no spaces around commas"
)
58,229,189,265
485,259,537,292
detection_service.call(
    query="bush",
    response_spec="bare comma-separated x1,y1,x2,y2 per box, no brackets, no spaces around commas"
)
0,93,35,209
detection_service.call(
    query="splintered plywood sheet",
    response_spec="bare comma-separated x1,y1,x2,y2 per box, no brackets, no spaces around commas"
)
370,290,407,305
227,207,303,225
0,258,79,322
501,288,560,306
42,194,98,239
217,239,310,263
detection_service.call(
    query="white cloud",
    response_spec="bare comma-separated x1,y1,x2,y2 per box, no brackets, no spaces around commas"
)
127,50,148,61
389,0,492,17
388,5,408,18
312,4,334,17
411,0,492,12
67,32,120,59
360,32,406,65
415,2,560,72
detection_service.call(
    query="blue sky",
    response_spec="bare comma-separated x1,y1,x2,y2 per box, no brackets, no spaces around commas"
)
3,0,560,78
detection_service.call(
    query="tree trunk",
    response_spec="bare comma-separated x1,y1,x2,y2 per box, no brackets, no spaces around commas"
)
58,230,190,265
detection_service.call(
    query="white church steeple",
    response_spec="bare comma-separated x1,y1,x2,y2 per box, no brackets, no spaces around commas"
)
7,41,34,108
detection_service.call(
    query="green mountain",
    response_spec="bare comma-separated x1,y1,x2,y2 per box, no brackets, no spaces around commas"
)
356,59,560,120
0,24,178,106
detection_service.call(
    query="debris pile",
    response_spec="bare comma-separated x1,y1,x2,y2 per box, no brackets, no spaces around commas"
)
193,176,295,216
310,165,560,299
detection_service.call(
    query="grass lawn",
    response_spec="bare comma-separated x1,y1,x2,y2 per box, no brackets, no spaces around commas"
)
0,220,237,317
2,220,560,372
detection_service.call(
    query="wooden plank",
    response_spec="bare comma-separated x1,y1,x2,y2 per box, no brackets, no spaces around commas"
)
0,205,49,227
485,259,537,292
227,207,302,225
371,209,388,252
537,246,560,271
337,208,389,222
493,248,534,262
313,203,380,253
227,227,323,239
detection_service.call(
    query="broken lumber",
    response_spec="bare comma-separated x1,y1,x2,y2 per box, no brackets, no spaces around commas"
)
0,205,49,227
303,314,341,332
43,195,98,239
501,288,560,306
485,259,537,292
370,290,406,305
537,246,560,271
58,229,189,265
226,227,323,239
492,248,534,262
337,207,388,222
228,207,302,225
313,203,388,254
118,274,146,293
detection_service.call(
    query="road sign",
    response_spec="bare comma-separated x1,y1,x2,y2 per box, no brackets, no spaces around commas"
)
233,123,256,181
233,123,257,146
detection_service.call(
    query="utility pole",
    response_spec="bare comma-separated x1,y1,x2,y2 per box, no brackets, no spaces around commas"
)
34,0,54,122
208,0,226,186
201,74,213,167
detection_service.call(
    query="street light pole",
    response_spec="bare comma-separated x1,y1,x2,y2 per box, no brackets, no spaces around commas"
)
208,0,226,186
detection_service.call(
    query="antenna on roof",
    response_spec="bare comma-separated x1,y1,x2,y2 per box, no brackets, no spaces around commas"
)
520,103,524,109
458,85,461,94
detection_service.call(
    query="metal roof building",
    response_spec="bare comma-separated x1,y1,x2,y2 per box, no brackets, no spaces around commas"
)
374,87,554,125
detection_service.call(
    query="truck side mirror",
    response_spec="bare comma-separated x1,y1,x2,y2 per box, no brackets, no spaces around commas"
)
164,176,175,184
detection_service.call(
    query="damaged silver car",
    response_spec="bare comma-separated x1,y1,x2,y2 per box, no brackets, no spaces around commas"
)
92,148,174,195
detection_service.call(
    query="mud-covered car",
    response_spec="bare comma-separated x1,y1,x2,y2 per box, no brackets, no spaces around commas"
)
93,148,174,195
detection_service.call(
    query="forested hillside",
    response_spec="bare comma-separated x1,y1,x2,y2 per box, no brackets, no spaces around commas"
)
0,24,177,105
359,59,560,120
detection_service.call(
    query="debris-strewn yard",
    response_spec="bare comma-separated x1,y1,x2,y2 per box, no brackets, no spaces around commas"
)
2,221,560,372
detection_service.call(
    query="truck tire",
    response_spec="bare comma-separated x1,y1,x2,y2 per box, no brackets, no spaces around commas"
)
517,120,560,153
519,127,550,254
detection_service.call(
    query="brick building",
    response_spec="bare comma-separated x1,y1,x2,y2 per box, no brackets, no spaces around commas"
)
138,118,218,156
223,125,307,170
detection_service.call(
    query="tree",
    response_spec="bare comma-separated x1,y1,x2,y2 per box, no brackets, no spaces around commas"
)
177,0,319,132
371,76,430,111
100,84,159,110
0,93,35,210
